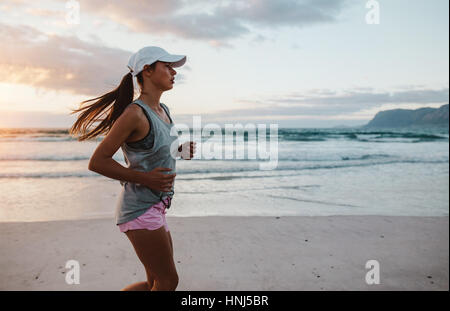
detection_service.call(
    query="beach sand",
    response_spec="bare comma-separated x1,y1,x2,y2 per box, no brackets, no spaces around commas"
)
0,216,448,291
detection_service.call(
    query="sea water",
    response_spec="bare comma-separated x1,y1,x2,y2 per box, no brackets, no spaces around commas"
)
0,127,448,222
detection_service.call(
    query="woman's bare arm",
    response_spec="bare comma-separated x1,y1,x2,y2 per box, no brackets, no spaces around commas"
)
88,104,176,192
88,105,148,184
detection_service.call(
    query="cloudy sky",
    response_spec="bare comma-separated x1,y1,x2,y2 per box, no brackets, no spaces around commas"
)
0,0,448,128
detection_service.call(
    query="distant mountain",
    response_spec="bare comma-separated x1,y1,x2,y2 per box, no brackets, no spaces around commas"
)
363,104,449,129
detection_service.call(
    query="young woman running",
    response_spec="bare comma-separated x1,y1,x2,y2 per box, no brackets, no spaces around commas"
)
70,46,196,291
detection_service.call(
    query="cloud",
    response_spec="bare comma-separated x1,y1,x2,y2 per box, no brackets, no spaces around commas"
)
0,23,131,96
78,0,350,45
221,0,348,27
0,20,185,96
0,0,353,95
178,87,449,119
0,109,368,129
3,87,447,128
0,110,77,128
25,7,63,18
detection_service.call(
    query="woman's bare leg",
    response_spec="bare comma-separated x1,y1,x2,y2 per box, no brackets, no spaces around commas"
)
167,230,173,258
122,226,178,291
121,281,151,291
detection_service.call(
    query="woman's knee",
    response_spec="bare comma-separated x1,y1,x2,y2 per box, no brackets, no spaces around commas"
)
153,273,178,291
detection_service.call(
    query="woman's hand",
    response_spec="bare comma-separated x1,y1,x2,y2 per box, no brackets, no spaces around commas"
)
178,141,197,160
139,167,176,192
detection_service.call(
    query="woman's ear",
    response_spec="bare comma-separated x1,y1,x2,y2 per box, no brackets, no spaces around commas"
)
142,68,153,79
143,64,153,74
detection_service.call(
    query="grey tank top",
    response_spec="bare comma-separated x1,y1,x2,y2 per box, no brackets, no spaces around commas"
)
115,99,179,225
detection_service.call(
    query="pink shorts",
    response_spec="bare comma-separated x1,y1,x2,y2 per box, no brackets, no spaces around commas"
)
118,197,170,233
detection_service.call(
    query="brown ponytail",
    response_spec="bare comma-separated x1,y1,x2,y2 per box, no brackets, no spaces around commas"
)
70,60,158,141
69,72,134,141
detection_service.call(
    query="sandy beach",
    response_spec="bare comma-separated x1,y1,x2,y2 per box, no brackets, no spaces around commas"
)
0,215,448,291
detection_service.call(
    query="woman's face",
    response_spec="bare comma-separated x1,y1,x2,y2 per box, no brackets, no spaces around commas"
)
144,61,177,91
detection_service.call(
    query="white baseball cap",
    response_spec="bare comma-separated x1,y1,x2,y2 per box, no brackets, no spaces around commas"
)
127,46,186,77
